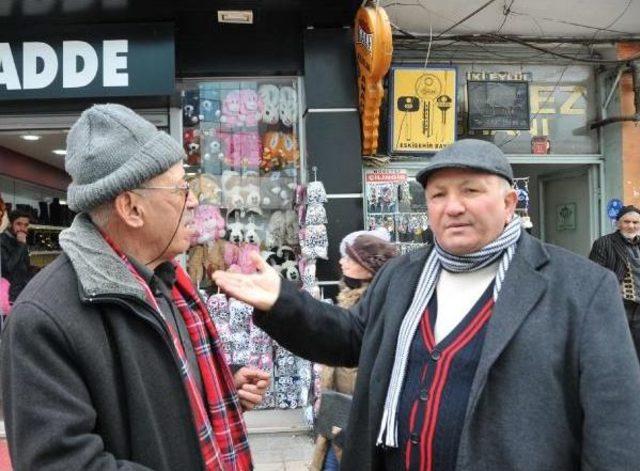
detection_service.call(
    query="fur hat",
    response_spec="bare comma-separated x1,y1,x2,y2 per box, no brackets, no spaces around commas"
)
339,227,390,257
344,232,397,275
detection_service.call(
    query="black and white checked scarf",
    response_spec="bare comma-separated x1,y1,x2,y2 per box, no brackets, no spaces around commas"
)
376,216,522,448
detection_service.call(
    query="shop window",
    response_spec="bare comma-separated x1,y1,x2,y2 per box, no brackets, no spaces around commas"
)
180,78,311,410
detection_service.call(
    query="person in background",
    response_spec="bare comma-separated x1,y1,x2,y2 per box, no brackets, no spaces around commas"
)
213,139,640,470
0,209,32,303
0,196,8,233
311,228,397,471
1,104,268,471
589,204,640,358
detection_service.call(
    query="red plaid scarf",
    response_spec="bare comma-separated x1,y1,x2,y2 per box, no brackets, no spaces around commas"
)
103,234,252,470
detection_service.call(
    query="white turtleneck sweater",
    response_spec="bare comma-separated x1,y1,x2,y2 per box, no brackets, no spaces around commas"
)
434,261,499,343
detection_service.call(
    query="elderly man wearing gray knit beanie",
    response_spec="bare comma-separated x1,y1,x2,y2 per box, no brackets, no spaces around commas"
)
0,104,269,471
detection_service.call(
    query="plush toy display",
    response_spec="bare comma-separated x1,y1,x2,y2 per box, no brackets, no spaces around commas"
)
201,127,228,175
189,173,222,206
261,131,284,172
182,80,313,411
239,89,263,128
279,86,297,127
182,128,201,165
199,86,221,123
220,90,242,129
187,245,206,286
190,205,226,245
182,90,200,127
280,133,299,165
229,132,261,169
221,171,245,210
258,84,280,124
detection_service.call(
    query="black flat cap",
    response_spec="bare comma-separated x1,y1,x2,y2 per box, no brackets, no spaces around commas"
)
416,139,514,187
616,205,640,220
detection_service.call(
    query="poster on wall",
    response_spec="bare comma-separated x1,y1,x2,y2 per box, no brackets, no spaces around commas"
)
389,67,457,154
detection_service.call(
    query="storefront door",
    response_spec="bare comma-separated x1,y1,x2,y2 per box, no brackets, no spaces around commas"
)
541,166,599,257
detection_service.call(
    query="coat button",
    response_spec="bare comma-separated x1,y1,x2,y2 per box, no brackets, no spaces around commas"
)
431,349,441,361
410,433,420,444
419,389,429,401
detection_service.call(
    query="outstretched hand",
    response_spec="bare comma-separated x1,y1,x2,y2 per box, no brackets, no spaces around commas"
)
211,251,282,311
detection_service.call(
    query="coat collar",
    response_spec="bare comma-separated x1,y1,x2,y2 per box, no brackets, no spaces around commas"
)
59,213,147,302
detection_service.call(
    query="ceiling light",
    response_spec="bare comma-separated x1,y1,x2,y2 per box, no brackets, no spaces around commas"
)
217,10,253,24
21,134,41,141
52,149,67,156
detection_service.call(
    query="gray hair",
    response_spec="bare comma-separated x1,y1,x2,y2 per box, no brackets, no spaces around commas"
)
89,200,114,229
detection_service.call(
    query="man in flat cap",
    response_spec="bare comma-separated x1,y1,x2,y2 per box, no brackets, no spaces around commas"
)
1,104,269,471
590,204,640,359
214,139,640,470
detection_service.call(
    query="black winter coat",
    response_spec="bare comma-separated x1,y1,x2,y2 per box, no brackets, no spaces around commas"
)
588,230,630,283
1,215,204,470
255,232,640,470
0,231,31,302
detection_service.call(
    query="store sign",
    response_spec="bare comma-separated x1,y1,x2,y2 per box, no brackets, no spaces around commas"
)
354,5,392,156
0,23,174,100
389,67,457,154
365,169,407,183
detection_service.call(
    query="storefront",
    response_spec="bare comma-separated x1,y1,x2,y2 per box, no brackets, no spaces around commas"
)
363,56,614,260
0,0,363,430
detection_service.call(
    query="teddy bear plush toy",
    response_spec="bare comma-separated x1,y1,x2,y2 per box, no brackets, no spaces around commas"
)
201,127,230,175
258,84,280,125
221,171,245,210
260,173,294,210
261,131,284,172
190,205,226,245
239,89,263,128
182,90,200,127
220,90,243,129
231,132,261,170
280,133,299,166
279,86,297,127
183,128,201,166
189,173,222,206
200,87,221,123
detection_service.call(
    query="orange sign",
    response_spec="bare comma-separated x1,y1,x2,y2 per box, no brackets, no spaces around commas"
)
355,5,392,156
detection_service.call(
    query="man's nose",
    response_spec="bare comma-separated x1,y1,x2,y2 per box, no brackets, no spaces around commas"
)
186,189,199,208
443,196,465,215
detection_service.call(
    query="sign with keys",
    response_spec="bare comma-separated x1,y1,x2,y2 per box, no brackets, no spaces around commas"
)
354,5,393,156
389,67,457,154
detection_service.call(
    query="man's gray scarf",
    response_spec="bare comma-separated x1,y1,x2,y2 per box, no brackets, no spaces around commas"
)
376,216,522,448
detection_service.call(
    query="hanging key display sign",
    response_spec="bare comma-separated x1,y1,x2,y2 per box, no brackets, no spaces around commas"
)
354,4,393,156
389,67,457,154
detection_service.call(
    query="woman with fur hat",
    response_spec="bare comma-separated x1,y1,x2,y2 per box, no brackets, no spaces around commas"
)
311,227,397,471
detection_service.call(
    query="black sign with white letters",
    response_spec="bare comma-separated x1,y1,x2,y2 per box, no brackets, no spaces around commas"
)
0,23,174,100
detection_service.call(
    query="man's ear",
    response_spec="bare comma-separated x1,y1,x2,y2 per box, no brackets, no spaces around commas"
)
504,189,518,220
114,192,144,229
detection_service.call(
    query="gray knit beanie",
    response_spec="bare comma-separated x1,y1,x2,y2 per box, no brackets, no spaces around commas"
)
65,103,186,213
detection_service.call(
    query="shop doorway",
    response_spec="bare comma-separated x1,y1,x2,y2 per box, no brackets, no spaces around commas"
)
512,161,601,257
540,168,594,256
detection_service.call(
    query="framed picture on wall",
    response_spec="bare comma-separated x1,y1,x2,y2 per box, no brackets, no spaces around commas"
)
467,80,530,131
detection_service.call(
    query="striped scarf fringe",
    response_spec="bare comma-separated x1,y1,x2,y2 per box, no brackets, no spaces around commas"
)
376,216,522,448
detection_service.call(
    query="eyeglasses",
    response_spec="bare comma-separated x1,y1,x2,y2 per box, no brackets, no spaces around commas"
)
135,182,191,198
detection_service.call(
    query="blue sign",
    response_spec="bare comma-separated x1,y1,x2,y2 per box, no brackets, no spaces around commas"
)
607,198,623,220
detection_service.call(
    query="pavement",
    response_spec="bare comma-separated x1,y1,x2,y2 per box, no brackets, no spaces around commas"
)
0,409,315,471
